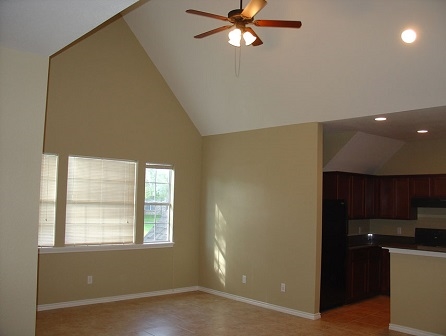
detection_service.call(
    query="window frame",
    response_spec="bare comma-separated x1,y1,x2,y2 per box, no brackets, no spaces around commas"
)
37,156,176,253
143,163,175,244
38,153,59,247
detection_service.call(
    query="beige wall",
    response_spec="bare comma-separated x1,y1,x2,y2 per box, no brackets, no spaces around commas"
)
38,16,202,305
0,47,49,335
323,130,355,166
390,252,446,334
377,138,446,175
200,123,323,314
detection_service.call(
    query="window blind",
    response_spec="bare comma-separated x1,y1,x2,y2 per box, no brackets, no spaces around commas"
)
65,156,137,245
38,154,58,246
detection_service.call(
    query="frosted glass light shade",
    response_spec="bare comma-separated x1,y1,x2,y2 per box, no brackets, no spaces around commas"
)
228,28,242,47
243,31,257,46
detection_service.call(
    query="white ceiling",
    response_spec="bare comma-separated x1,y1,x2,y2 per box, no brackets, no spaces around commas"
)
0,0,138,56
1,0,446,138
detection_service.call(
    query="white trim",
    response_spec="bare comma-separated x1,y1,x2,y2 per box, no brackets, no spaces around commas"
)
386,247,446,259
37,286,321,321
38,242,174,254
198,287,321,320
389,323,444,336
37,286,198,311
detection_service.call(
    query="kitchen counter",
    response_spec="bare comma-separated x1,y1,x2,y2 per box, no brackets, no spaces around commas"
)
348,234,446,254
387,247,446,335
347,235,446,334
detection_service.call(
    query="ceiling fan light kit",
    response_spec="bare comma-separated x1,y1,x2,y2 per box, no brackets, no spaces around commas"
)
186,0,302,47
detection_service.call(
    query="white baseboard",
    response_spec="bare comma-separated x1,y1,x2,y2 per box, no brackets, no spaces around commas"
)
389,323,444,336
37,286,199,311
37,286,320,321
198,287,321,320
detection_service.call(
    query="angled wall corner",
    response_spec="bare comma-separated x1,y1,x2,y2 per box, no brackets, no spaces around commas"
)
323,131,405,175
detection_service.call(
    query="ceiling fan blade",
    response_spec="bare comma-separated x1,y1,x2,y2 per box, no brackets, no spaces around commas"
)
194,25,234,39
186,9,229,21
253,20,302,28
245,27,263,46
241,0,267,19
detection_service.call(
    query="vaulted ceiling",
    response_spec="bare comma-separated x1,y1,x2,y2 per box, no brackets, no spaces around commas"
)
1,0,445,138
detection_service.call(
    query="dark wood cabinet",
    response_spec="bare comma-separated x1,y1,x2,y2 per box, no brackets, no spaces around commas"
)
350,174,366,219
410,174,446,198
377,176,416,220
323,172,373,220
364,175,377,218
410,175,431,198
378,177,394,218
347,248,368,301
323,172,350,201
324,172,446,220
346,246,382,303
431,175,446,197
394,177,415,219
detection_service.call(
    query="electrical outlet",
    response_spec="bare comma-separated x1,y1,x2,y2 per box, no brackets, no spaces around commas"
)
242,275,247,284
281,283,286,292
87,275,93,285
397,227,402,235
358,227,362,234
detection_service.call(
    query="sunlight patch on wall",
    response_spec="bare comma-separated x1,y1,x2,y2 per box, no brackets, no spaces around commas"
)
214,203,227,287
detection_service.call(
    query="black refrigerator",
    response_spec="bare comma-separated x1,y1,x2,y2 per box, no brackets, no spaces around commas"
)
320,199,348,312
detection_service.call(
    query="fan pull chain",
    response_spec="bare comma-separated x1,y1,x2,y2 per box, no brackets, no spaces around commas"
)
234,46,241,77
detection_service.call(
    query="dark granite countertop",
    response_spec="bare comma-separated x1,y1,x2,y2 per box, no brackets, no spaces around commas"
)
348,234,446,253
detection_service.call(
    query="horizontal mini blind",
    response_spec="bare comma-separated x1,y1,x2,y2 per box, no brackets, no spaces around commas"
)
38,154,58,246
65,156,137,245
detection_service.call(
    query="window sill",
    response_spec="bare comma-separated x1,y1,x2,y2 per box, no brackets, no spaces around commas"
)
38,242,174,254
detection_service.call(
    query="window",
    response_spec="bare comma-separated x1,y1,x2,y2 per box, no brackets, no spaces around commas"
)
144,164,174,243
65,156,137,245
38,154,58,247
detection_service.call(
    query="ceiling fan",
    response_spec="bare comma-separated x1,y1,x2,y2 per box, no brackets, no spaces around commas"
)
186,0,302,47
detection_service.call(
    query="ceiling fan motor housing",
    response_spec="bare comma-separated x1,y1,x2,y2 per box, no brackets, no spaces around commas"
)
228,9,253,24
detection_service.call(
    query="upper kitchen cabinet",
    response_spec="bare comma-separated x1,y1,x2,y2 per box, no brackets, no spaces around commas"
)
323,172,376,219
410,175,446,198
350,174,365,219
431,175,446,197
410,175,431,198
394,176,416,219
377,176,416,220
377,176,394,219
323,171,350,201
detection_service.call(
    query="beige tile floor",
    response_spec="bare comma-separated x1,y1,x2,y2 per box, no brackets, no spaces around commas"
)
36,292,409,336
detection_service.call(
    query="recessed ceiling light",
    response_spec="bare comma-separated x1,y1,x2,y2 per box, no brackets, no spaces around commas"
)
417,130,428,134
401,29,417,43
375,117,387,121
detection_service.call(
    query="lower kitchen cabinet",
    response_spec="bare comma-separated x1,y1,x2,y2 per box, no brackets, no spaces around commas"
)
346,246,384,303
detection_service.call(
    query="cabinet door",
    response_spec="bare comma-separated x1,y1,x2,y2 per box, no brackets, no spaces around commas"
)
431,175,446,197
337,173,351,203
346,248,369,302
323,172,339,199
394,177,415,219
367,247,382,296
410,175,431,198
323,172,351,201
364,176,377,218
350,175,365,219
378,177,394,218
